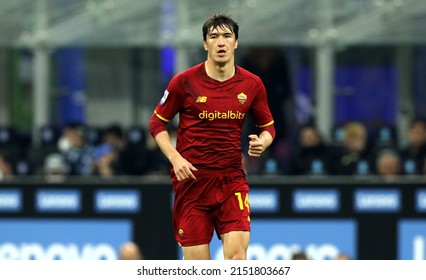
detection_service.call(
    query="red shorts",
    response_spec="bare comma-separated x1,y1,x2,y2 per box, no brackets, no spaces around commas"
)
172,170,250,246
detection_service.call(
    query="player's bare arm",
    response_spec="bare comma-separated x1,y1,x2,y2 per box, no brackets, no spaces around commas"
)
248,131,273,157
154,131,197,181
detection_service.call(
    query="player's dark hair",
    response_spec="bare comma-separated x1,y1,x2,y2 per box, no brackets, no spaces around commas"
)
202,13,239,40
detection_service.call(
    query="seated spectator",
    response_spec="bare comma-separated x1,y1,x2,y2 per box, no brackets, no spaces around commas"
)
329,122,373,175
119,242,144,260
291,251,308,260
399,119,426,175
288,123,330,175
335,253,351,260
91,143,122,178
0,153,14,181
375,148,401,180
102,124,148,176
43,153,68,182
58,123,94,176
102,124,127,152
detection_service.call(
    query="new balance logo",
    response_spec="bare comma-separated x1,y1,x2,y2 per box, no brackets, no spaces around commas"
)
196,96,207,103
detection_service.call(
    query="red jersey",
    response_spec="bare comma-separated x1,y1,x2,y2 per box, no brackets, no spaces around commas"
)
149,62,274,171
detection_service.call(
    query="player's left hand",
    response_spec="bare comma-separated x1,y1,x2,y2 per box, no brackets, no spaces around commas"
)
248,134,265,157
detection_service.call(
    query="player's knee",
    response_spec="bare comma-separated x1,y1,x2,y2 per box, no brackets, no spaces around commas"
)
224,249,246,260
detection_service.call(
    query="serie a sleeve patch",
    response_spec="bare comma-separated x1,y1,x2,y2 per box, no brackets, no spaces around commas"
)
160,89,170,105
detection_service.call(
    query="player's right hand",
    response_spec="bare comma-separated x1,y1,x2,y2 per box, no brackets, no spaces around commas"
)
170,156,198,181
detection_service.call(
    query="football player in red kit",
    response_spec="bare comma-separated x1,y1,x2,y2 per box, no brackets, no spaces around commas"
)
149,13,275,260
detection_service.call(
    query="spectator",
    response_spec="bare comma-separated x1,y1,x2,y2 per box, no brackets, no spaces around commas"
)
43,153,68,182
91,143,122,178
0,153,14,181
288,123,330,175
335,253,351,260
399,119,426,175
102,124,127,151
291,251,308,260
99,125,134,176
376,148,401,180
330,122,373,175
58,123,94,176
119,242,144,260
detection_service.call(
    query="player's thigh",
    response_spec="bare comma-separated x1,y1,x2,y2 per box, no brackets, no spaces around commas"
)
173,178,217,247
182,244,211,260
220,230,250,260
217,190,251,232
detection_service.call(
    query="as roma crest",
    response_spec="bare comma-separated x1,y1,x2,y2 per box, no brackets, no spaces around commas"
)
237,93,247,105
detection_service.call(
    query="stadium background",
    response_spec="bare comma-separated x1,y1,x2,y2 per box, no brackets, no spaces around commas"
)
0,0,426,260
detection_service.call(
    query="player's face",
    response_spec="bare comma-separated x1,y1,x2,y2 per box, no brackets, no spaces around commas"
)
203,25,238,64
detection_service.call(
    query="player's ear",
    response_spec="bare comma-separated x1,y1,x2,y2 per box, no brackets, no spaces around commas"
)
234,39,238,49
203,40,208,51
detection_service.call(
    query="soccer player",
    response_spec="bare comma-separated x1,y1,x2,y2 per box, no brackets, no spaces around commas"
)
149,13,275,260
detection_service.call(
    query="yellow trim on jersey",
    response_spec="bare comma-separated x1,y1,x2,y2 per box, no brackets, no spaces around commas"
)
257,120,274,128
154,110,171,122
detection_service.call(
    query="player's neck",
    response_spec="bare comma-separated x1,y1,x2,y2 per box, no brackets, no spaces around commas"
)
204,60,235,82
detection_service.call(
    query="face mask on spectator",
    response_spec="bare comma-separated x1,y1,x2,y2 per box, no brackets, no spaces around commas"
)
58,137,72,153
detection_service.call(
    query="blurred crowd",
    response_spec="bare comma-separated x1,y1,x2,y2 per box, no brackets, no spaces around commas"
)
244,118,426,179
0,123,172,181
0,118,425,181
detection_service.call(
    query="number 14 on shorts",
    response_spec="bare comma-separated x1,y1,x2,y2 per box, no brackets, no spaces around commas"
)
235,192,250,212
